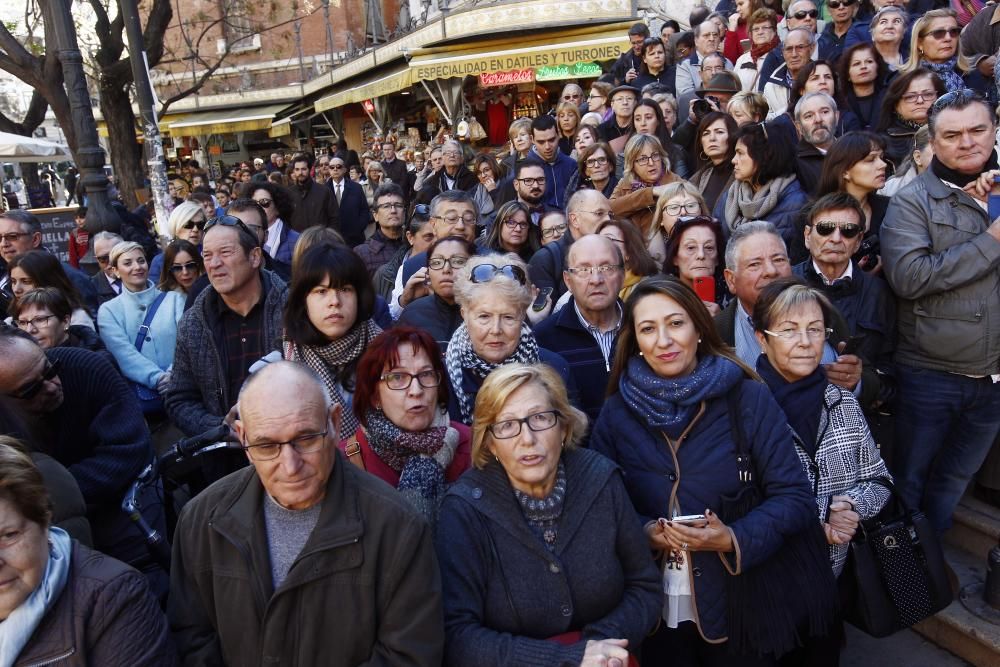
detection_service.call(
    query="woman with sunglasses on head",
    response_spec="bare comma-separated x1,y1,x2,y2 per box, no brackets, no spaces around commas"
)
249,181,300,269
338,326,471,526
478,201,540,264
875,67,946,168
815,132,890,272
591,276,833,664
398,237,476,352
157,239,204,295
147,200,204,286
98,241,186,405
444,253,575,426
900,9,977,94
436,363,660,667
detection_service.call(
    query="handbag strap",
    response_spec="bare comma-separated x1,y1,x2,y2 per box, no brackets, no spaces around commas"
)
134,291,168,352
725,385,753,484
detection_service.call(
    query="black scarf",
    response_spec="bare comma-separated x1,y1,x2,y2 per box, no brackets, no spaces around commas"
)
930,151,1000,189
802,261,858,298
756,355,828,457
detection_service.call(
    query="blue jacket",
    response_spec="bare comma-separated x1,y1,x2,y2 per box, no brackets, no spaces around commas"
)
526,147,578,211
713,177,810,252
532,297,619,425
328,178,371,247
436,447,661,666
97,282,186,389
590,377,817,641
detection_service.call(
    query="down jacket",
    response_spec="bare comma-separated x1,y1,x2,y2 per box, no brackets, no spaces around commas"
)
590,377,817,642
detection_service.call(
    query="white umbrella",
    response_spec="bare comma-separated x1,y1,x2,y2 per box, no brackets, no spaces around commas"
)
0,131,71,162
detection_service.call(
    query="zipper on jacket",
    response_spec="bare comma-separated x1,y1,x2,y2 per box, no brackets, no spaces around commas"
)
21,647,75,667
210,520,269,613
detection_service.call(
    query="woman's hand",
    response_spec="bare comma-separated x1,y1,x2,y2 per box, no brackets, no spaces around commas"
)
580,638,630,667
155,371,172,395
645,519,672,551
400,267,431,306
827,496,859,541
702,300,721,317
482,176,496,191
661,509,734,553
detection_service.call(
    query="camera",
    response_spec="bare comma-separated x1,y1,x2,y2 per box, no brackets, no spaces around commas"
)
855,234,880,269
691,95,721,119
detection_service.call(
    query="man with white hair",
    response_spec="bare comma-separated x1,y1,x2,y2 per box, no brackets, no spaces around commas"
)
761,28,815,119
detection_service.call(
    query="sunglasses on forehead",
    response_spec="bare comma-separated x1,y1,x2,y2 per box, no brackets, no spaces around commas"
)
204,215,261,246
469,263,527,285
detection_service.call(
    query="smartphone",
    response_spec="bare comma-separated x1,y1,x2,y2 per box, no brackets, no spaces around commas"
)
693,276,715,303
531,286,553,312
672,514,707,525
740,38,751,52
840,333,867,357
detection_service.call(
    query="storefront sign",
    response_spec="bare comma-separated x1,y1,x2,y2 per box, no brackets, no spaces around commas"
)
535,61,603,81
480,69,534,87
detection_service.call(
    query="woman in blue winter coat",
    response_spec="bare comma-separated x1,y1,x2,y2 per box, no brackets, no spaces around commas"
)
590,276,823,666
713,121,811,252
98,241,185,397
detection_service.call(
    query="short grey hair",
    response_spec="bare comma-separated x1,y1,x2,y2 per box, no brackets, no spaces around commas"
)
429,189,478,218
93,231,124,246
0,209,41,235
453,252,532,315
785,27,816,46
701,52,727,70
794,91,838,122
724,220,784,272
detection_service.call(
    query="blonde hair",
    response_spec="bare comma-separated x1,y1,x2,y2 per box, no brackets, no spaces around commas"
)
453,252,533,315
653,181,708,237
508,117,533,141
109,241,145,269
470,363,588,469
168,200,205,238
728,92,769,123
622,134,670,184
902,9,970,75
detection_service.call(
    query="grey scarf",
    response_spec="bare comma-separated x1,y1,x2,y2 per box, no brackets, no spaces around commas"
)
723,173,798,232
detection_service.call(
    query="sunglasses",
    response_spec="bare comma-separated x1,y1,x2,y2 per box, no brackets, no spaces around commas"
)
96,254,110,264
812,221,862,238
170,261,200,274
204,215,261,247
470,263,527,285
254,198,273,209
924,27,960,40
791,9,819,19
182,219,207,231
12,358,61,400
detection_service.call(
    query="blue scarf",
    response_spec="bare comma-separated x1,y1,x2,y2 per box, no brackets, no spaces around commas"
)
620,353,745,439
0,527,72,667
756,354,828,457
922,57,964,93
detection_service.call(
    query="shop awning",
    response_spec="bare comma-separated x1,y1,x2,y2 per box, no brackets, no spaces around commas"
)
314,66,415,113
407,24,631,82
96,112,190,138
167,104,289,136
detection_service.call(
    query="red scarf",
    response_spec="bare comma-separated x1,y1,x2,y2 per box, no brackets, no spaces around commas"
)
750,34,780,64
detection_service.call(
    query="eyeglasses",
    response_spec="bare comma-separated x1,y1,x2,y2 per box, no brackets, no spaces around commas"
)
428,255,469,270
434,213,477,226
376,202,406,211
10,358,61,401
827,0,855,7
503,219,529,230
170,261,200,274
442,150,462,157
751,25,775,35
254,198,273,209
15,314,55,331
380,370,442,390
578,208,612,218
791,9,819,19
587,94,605,100
665,202,701,216
0,232,29,244
924,27,960,40
517,177,546,187
182,218,207,230
784,43,812,52
541,223,567,239
96,254,111,264
488,410,561,439
204,215,261,246
812,221,863,238
930,88,980,113
470,263,527,285
634,154,663,167
585,156,609,168
764,327,832,342
565,264,623,277
901,90,939,104
243,429,329,461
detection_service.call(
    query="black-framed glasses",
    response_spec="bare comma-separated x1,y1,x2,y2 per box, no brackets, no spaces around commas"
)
10,358,61,401
924,27,960,40
0,232,29,244
428,255,469,270
929,88,980,113
665,202,701,216
487,410,562,439
182,218,207,231
170,261,200,274
812,221,863,238
517,177,546,187
503,219,529,230
204,215,261,247
902,89,941,104
380,370,442,390
541,223,567,239
243,429,329,461
585,156,609,168
15,314,56,331
376,202,406,211
470,263,527,285
433,213,477,226
791,8,819,18
634,154,662,167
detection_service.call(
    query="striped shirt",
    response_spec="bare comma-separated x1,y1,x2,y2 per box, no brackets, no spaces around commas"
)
573,300,623,370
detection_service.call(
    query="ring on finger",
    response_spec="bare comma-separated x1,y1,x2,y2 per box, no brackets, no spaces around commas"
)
681,542,689,550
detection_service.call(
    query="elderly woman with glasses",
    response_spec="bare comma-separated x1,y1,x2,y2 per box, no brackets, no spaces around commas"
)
445,253,575,425
148,200,205,285
338,326,471,525
436,363,660,667
901,9,974,93
565,142,620,203
610,134,682,256
477,201,541,264
98,241,186,408
10,287,108,358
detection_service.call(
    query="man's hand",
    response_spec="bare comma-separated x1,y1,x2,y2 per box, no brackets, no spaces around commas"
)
823,342,861,391
625,67,638,83
400,267,430,307
963,168,1000,203
978,55,997,79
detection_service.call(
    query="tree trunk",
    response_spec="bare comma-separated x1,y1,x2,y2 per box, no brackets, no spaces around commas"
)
99,79,143,208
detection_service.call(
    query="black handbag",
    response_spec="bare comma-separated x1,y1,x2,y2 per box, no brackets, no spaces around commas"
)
843,477,953,637
717,388,839,658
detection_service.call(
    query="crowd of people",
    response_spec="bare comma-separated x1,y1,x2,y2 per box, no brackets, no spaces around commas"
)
1,1,999,665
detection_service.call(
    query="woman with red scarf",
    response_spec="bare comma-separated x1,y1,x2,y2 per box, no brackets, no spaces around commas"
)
734,8,781,92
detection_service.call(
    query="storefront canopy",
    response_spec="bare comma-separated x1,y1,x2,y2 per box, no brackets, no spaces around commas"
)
96,112,189,138
167,104,289,137
314,66,415,113
407,23,631,82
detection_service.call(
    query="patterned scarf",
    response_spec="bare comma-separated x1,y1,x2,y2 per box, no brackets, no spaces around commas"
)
366,406,459,523
620,353,745,439
513,461,567,551
445,321,540,423
283,319,382,437
723,173,798,233
750,35,780,64
922,57,965,92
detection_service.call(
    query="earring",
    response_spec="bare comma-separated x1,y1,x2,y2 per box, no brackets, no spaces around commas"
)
494,454,499,462
698,338,702,343
639,351,644,356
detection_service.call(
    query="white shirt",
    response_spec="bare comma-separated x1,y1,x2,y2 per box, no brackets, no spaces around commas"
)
264,219,284,258
811,259,853,285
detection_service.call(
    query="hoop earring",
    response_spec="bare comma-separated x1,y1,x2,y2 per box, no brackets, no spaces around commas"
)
699,150,709,162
